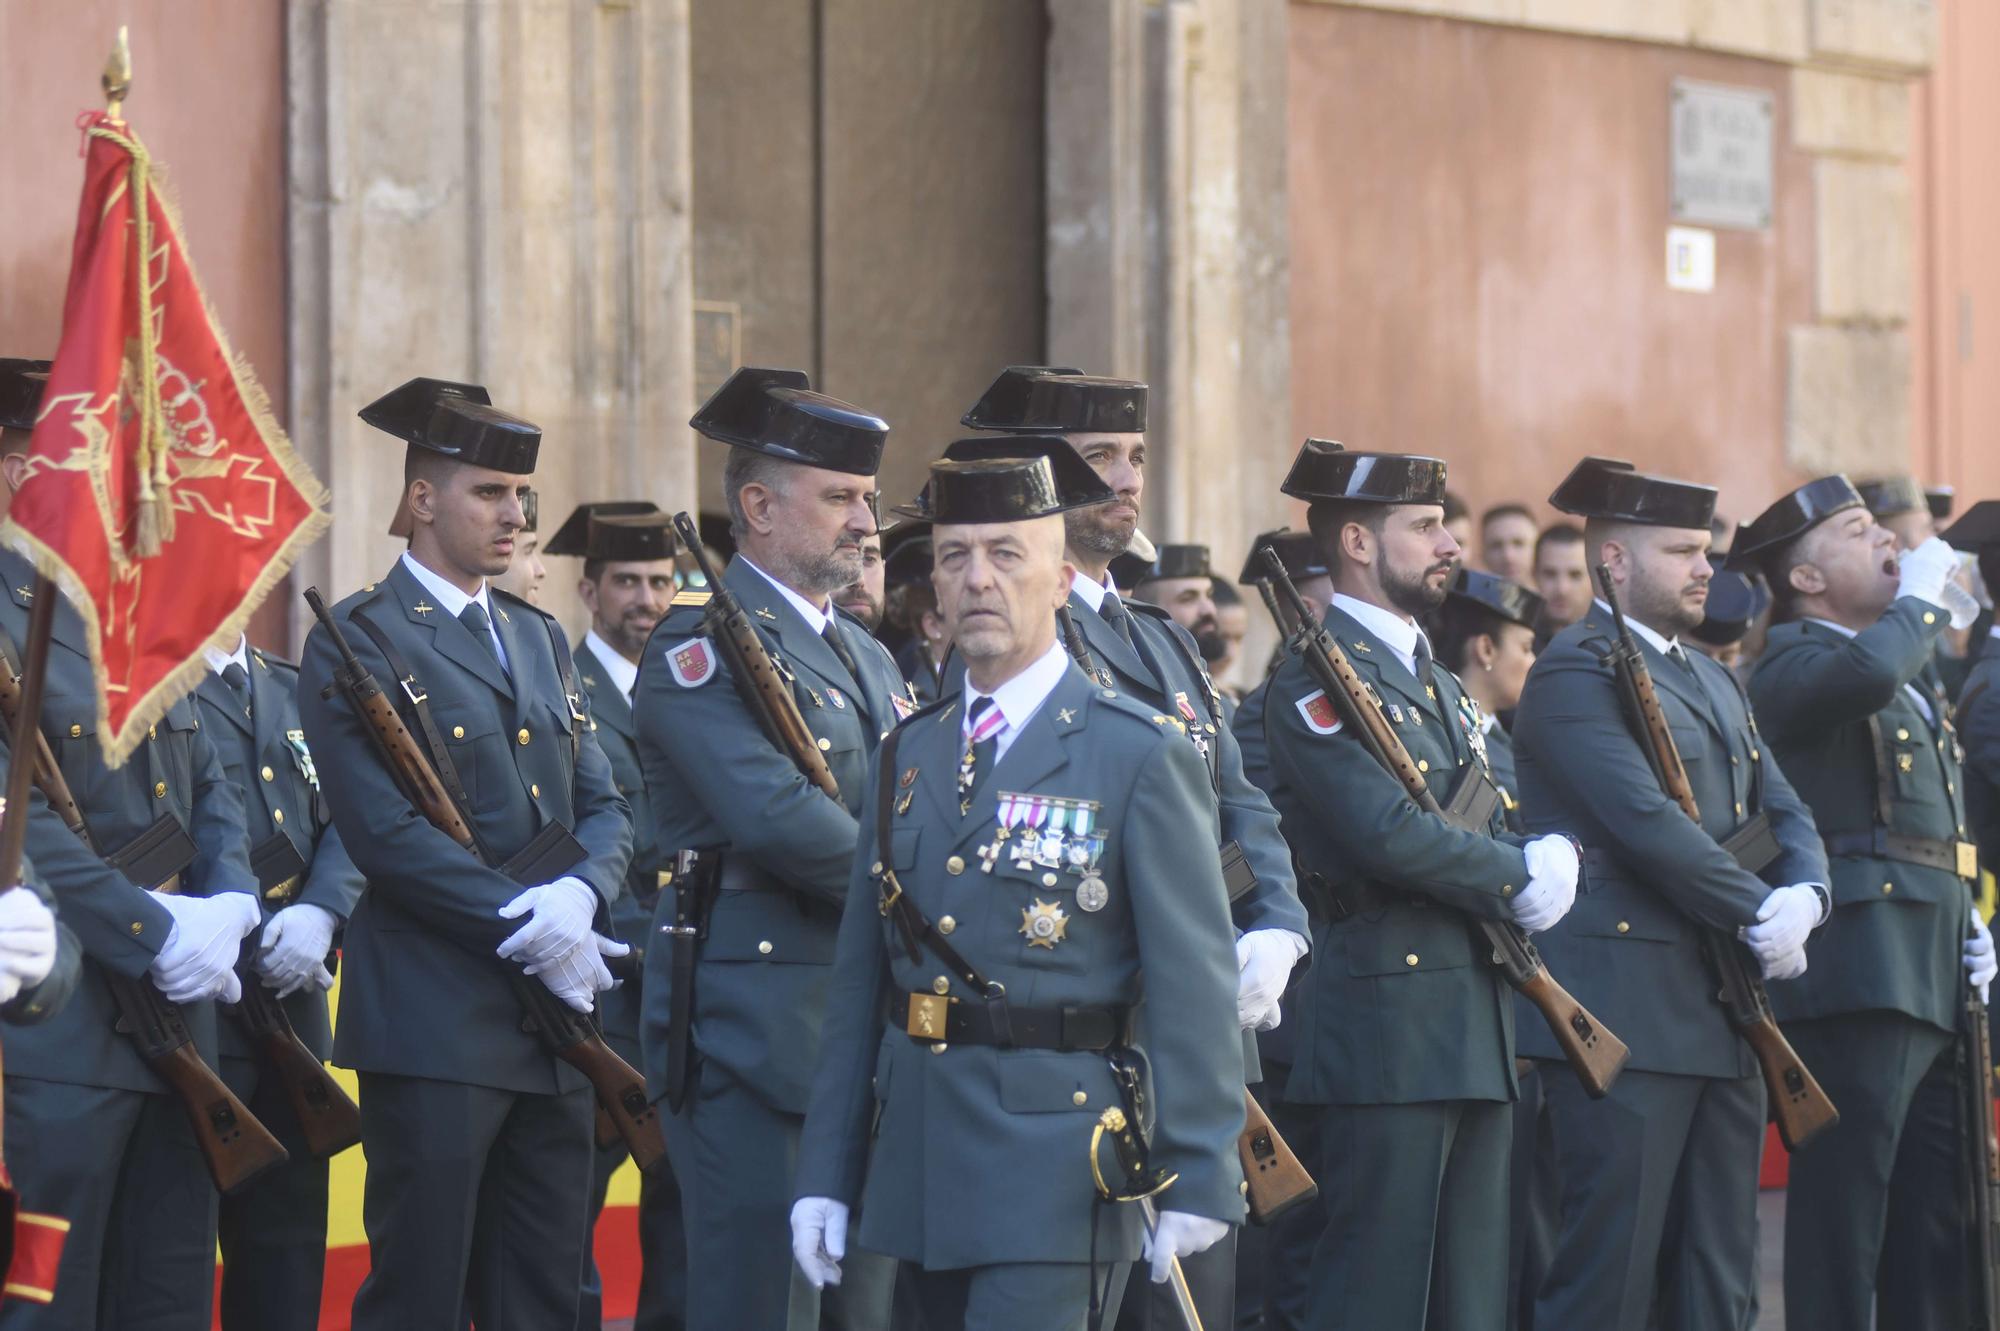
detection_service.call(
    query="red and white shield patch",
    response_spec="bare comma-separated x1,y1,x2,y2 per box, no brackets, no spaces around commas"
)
1296,689,1342,735
667,638,717,688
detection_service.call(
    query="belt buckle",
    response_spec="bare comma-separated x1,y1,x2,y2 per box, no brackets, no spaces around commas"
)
906,992,950,1040
1959,841,1980,881
262,875,301,905
877,869,903,916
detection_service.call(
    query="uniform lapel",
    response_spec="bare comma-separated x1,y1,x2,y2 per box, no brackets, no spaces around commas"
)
725,557,854,698
946,667,1090,856
827,614,878,729
198,668,255,740
910,697,968,827
1322,605,1435,719
574,641,636,741
248,651,285,766
1070,590,1159,696
388,561,513,699
490,595,535,724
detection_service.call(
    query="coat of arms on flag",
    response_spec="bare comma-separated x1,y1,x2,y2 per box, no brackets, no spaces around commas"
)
668,638,716,688
1296,689,1342,735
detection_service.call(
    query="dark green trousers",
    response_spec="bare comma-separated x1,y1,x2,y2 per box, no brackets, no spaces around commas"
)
1506,1064,1558,1331
1305,1098,1511,1331
1234,1068,1324,1331
911,1261,1108,1331
578,1130,687,1330
216,1054,330,1331
1783,1012,1965,1331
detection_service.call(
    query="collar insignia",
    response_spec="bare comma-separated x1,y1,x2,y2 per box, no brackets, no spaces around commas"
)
754,607,778,621
412,600,435,616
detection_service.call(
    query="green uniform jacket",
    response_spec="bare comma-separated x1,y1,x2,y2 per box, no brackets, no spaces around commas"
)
1751,603,1971,1031
298,561,632,1094
1963,641,2000,871
1262,606,1528,1107
0,554,258,1091
1512,610,1827,1078
795,665,1246,1268
634,556,910,1115
573,638,658,1065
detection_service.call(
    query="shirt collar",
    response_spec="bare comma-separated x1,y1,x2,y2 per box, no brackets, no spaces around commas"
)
204,634,250,676
739,555,831,635
1330,593,1429,677
1070,569,1112,612
963,639,1071,740
401,550,492,621
583,630,640,697
1594,598,1680,657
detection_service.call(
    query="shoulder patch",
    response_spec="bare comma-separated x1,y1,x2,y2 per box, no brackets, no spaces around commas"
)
1295,689,1342,735
666,637,718,687
671,589,713,608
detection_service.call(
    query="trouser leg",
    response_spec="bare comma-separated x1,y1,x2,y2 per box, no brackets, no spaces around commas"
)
0,1079,146,1331
216,1056,330,1331
1655,1070,1764,1331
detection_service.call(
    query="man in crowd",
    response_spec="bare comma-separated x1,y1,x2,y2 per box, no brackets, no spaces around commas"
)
1531,523,1591,637
1480,502,1539,584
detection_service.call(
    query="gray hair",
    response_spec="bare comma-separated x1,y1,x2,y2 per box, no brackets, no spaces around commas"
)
723,448,792,539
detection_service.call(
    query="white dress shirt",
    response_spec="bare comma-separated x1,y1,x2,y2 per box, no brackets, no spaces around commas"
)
1330,593,1431,680
583,629,639,699
203,634,250,677
1070,569,1112,613
401,551,508,671
961,640,1070,765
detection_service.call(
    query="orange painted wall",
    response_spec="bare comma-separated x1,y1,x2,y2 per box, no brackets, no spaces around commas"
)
1912,0,2000,508
1288,6,1817,528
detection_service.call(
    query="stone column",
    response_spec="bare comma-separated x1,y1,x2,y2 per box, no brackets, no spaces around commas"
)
288,0,697,645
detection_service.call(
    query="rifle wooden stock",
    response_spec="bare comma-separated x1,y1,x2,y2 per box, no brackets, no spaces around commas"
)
670,513,841,800
1239,1089,1316,1224
1258,549,1630,1098
1594,566,1837,1147
306,588,668,1176
227,945,361,1159
1965,983,2000,1328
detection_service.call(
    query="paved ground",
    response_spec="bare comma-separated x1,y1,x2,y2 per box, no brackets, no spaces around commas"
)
605,1189,1795,1331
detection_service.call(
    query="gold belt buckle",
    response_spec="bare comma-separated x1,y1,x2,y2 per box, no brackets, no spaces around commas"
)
263,875,302,905
1958,841,1980,881
906,992,950,1040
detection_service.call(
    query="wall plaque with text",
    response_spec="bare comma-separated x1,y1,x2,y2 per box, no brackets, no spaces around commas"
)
1670,79,1774,231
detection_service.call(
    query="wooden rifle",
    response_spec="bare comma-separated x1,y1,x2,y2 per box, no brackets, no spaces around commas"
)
1259,547,1630,1098
1963,972,2000,1328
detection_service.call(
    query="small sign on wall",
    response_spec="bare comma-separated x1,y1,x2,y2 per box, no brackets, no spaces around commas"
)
1670,79,1774,231
1666,226,1716,292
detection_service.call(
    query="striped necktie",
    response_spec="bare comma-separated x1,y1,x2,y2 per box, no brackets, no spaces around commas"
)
958,695,1006,814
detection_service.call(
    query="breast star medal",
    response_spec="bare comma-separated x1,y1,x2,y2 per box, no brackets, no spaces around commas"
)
1020,899,1069,948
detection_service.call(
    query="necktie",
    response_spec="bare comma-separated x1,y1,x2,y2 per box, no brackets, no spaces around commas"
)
460,602,503,667
1099,593,1137,650
1667,643,1697,676
823,619,860,680
958,696,1005,814
221,662,251,719
1413,634,1439,698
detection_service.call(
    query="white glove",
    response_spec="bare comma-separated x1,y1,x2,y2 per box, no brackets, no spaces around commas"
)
254,902,338,998
1511,836,1580,934
0,888,58,1005
790,1196,849,1290
1742,884,1821,968
1759,944,1809,982
1968,913,1997,1005
1235,930,1305,1031
496,877,598,969
1896,536,1962,612
526,933,628,1013
1145,1210,1230,1285
149,892,260,1005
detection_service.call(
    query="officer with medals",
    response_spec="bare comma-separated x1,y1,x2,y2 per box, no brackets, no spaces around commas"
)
298,377,634,1328
959,367,1308,1329
632,368,904,1331
194,633,363,1331
1732,477,1992,1329
1512,457,1830,1331
789,452,1244,1330
0,358,264,1331
542,502,688,1330
1260,440,1577,1331
1944,503,2000,869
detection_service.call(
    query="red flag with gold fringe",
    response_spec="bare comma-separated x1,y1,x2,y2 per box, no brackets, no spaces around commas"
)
5,107,330,766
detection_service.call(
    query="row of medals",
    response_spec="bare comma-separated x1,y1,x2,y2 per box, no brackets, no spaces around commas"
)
980,797,1108,948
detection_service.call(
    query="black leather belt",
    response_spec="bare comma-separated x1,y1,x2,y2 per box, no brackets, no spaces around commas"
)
1824,829,1978,880
903,993,1130,1051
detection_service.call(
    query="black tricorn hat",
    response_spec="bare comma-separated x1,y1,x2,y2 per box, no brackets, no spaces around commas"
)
1689,563,1771,647
0,359,52,433
360,377,541,474
544,501,663,557
882,521,935,590
938,435,1117,511
1927,487,1955,522
961,365,1147,435
1445,567,1544,630
691,367,887,476
1725,475,1864,571
1280,438,1448,505
1548,457,1716,530
905,456,1067,525
1854,475,1926,520
1128,543,1212,586
1943,501,2000,553
581,511,674,564
1241,529,1328,585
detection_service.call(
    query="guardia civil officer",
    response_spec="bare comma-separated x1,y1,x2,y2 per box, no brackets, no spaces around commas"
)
1944,503,2000,866
0,358,263,1331
298,377,634,1328
960,368,1308,1330
789,453,1244,1330
632,368,905,1331
1259,440,1578,1331
1734,478,1991,1330
1226,528,1330,1331
194,634,364,1331
1512,457,1830,1331
543,501,689,1331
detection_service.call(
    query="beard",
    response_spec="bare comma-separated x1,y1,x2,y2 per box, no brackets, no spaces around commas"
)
1065,505,1134,561
1382,555,1453,618
1194,625,1228,665
1629,573,1706,637
606,610,662,660
790,540,866,598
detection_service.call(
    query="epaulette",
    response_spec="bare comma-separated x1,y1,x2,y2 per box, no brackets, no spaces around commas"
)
1091,685,1185,736
670,588,712,608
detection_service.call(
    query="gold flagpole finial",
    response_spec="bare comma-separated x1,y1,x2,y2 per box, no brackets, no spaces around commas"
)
103,25,132,119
